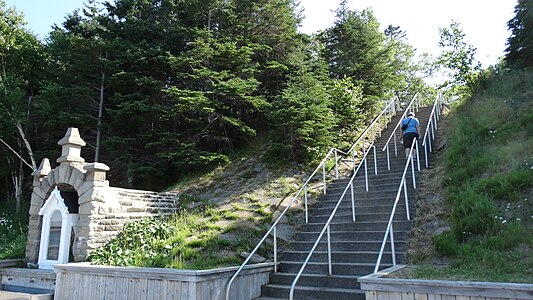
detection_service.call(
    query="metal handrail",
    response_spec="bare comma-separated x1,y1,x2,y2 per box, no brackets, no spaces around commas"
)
346,99,397,156
381,93,422,171
421,92,443,168
225,98,400,299
374,93,444,273
374,139,418,273
288,144,375,299
225,148,337,300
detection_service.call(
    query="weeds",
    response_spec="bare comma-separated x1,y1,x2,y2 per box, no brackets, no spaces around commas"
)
0,206,29,260
431,68,533,282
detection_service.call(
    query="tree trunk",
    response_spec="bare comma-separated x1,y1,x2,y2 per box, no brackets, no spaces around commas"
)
95,69,105,162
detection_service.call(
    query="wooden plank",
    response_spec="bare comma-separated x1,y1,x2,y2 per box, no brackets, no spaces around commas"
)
469,297,485,300
94,274,106,300
428,294,442,300
105,275,116,299
414,293,428,300
377,291,392,300
402,291,416,300
117,276,129,300
54,273,65,300
366,291,378,300
455,296,470,300
389,292,403,300
441,295,456,300
166,280,180,300
146,279,162,300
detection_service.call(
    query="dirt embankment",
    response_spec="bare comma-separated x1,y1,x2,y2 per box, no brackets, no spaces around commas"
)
407,113,451,264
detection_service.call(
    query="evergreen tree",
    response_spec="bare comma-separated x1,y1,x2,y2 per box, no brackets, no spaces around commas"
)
319,4,394,104
268,42,335,163
506,0,533,67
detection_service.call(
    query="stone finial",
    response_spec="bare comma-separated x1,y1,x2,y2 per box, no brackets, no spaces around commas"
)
84,162,110,182
57,128,86,164
32,158,51,186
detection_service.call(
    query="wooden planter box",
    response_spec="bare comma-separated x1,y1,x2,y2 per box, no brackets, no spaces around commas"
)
359,265,533,300
54,262,274,300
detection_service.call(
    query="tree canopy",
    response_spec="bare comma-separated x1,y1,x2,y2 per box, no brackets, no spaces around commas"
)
0,0,434,209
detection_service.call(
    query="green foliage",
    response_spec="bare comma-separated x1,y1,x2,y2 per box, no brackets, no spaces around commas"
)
89,206,269,269
0,207,28,259
436,21,481,98
434,67,533,282
505,0,533,67
267,43,335,163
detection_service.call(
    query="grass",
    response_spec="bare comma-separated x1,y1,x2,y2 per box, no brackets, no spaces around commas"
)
89,206,273,269
415,67,533,283
0,206,28,260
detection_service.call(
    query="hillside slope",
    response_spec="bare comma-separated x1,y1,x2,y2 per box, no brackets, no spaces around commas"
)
398,68,533,283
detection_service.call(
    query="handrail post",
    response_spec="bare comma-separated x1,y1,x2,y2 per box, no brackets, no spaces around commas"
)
431,115,436,140
386,144,391,171
387,132,398,156
351,181,355,222
364,154,369,192
304,186,308,223
416,140,421,171
327,225,332,275
403,179,410,221
411,154,416,189
373,145,378,175
390,223,396,266
352,149,356,171
424,141,429,169
334,149,339,179
428,127,433,152
273,226,278,272
322,163,327,195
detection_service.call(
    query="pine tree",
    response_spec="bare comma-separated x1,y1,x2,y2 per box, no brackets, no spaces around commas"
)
506,0,533,67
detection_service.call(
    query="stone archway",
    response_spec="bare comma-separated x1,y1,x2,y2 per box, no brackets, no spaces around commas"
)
25,128,180,268
26,128,112,265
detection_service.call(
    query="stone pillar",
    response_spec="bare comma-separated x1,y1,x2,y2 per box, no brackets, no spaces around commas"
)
84,163,110,182
32,158,51,186
26,158,53,264
57,127,86,164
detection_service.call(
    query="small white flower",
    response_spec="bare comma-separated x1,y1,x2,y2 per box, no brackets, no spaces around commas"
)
516,218,521,221
502,220,507,224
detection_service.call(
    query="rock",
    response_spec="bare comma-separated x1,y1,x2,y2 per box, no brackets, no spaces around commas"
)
240,252,266,263
432,226,451,236
273,223,295,242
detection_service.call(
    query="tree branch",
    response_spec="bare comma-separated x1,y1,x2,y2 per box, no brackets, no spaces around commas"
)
0,138,33,170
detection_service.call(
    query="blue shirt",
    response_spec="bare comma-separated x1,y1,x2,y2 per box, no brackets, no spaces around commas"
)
402,117,419,134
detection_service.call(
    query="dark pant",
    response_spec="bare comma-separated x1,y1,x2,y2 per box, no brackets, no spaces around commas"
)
403,132,418,149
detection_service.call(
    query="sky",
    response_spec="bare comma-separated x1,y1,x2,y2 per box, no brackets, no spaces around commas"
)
5,0,517,68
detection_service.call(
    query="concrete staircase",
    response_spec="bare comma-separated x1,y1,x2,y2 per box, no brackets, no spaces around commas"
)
255,107,434,299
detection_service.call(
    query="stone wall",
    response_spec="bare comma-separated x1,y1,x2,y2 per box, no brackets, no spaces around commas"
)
25,128,181,265
83,188,180,252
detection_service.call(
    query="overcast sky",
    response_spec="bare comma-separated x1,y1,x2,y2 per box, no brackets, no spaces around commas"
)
6,0,517,67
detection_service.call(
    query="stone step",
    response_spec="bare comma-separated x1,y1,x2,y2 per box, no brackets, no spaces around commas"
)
281,250,405,264
260,283,365,300
288,237,407,253
268,273,361,289
298,220,412,232
277,261,385,276
292,230,410,242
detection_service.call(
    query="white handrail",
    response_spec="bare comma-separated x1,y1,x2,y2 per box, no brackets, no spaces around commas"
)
421,92,444,168
374,92,444,273
381,93,422,171
225,98,400,299
288,145,375,299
